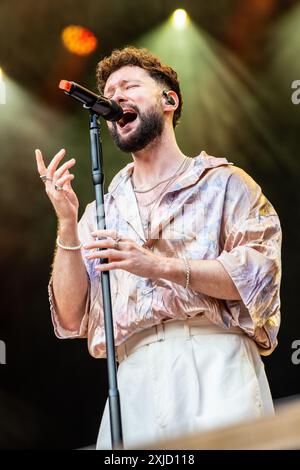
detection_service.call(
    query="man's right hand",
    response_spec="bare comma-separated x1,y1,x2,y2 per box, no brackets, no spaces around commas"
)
36,149,88,332
35,148,79,226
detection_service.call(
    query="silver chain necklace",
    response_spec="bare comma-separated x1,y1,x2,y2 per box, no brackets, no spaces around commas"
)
132,156,189,194
136,157,192,237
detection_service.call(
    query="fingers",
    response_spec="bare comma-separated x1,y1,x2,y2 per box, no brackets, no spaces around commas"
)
62,169,73,189
54,158,76,180
84,237,119,250
35,149,73,179
91,229,119,240
35,149,47,175
95,261,124,271
84,230,133,251
36,148,76,192
47,149,66,177
85,249,126,261
85,230,131,249
55,173,74,190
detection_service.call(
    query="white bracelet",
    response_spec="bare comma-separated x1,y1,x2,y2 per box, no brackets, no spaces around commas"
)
56,236,82,251
182,256,191,289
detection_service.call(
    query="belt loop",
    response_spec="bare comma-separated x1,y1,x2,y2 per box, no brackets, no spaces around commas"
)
184,319,191,340
156,323,165,342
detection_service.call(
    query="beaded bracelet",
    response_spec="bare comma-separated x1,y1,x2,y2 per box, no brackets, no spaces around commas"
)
182,256,191,289
56,236,82,251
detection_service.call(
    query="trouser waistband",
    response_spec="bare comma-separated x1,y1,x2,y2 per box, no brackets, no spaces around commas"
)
116,315,243,363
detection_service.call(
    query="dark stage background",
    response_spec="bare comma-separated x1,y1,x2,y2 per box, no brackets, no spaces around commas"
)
0,0,300,449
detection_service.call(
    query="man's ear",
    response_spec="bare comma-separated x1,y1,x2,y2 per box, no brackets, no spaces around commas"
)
162,90,176,106
162,90,178,108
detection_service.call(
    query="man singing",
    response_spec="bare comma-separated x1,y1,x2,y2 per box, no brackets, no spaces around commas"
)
35,46,281,449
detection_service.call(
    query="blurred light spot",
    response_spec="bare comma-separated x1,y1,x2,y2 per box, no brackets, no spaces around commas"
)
172,9,189,29
61,25,98,56
0,68,6,104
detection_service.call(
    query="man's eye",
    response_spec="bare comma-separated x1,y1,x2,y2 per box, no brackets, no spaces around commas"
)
126,84,138,90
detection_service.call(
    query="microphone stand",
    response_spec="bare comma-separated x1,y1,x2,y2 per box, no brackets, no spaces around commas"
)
89,111,123,449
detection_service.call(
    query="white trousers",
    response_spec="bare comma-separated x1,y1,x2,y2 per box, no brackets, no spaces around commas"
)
96,317,274,449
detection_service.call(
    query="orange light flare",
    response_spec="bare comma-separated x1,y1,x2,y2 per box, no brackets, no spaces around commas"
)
61,25,98,56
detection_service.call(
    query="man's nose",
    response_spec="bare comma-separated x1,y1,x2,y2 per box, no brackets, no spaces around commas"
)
111,88,127,104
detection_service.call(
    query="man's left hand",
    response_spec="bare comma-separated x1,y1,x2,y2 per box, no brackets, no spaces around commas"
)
84,229,161,279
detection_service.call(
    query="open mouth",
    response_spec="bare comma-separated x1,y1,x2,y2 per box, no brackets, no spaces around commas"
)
117,111,138,129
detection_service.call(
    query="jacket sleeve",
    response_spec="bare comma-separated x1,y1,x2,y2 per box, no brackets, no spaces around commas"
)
217,167,282,355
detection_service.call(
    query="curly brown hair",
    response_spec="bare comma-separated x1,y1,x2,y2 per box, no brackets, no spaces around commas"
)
96,46,183,128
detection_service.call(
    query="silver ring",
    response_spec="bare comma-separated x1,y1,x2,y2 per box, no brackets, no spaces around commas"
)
54,183,63,191
40,175,53,183
114,236,122,250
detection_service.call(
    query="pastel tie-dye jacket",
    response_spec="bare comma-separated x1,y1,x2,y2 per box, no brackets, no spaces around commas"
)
49,151,281,358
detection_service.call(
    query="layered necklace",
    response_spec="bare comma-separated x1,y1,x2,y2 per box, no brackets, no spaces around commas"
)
131,156,192,238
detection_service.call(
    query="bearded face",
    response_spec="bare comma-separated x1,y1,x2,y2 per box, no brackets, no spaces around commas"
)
108,102,165,153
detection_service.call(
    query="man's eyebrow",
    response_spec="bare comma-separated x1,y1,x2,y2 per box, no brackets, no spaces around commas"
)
105,79,142,94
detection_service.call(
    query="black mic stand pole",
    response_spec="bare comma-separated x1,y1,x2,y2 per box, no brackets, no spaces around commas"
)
89,111,123,450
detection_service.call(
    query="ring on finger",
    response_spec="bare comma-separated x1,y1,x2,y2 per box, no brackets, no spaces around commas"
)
54,183,64,191
40,175,53,183
113,236,122,250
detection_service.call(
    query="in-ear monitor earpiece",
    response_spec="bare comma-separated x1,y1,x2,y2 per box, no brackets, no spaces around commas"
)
163,90,175,106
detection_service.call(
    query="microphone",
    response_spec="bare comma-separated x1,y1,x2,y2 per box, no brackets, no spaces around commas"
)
59,80,123,121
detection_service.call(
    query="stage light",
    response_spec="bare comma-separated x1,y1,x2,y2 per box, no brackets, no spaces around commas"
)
172,9,189,29
137,14,278,168
0,68,6,104
61,25,98,56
